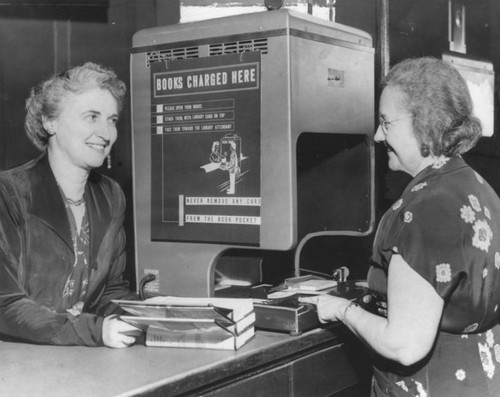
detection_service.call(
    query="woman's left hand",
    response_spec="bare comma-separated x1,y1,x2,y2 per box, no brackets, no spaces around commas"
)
299,295,351,323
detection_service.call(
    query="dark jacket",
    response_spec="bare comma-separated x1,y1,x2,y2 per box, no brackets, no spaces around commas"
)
0,154,138,346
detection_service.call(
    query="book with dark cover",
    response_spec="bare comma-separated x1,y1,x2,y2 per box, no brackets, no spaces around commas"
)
120,311,256,336
112,300,234,323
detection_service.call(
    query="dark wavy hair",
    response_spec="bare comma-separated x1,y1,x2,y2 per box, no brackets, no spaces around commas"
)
25,62,127,151
381,57,482,157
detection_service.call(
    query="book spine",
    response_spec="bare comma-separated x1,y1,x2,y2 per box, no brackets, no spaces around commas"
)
145,326,255,350
145,332,236,350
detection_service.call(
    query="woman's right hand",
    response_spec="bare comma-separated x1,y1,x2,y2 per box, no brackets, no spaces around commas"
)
102,316,141,348
299,295,351,323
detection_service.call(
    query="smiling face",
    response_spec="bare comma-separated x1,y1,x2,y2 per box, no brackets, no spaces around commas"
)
46,87,119,172
375,85,432,177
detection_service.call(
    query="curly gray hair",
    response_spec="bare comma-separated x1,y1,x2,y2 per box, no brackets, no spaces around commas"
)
381,57,482,157
25,62,127,150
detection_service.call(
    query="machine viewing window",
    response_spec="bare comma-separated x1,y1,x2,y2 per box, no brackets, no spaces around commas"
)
297,132,373,238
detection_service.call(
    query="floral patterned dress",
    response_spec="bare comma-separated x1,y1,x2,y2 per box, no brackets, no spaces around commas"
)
369,156,500,397
59,202,90,317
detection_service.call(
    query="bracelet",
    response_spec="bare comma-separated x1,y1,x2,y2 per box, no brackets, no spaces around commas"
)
341,301,359,323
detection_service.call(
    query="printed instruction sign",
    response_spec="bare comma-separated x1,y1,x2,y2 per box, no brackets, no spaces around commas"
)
150,52,261,245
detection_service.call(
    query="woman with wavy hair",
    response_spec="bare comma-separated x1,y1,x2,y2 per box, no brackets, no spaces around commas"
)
0,62,139,348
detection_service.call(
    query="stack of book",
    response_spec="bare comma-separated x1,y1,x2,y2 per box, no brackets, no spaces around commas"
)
112,296,255,350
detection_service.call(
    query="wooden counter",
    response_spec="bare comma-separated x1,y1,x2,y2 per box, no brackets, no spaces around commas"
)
0,326,370,397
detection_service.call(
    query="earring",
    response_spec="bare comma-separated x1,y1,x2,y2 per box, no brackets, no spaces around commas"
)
421,144,430,157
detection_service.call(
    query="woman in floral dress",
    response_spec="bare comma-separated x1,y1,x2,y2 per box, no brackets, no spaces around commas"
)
301,57,500,396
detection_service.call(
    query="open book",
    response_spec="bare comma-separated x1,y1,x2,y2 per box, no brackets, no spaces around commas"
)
113,297,255,350
136,296,254,322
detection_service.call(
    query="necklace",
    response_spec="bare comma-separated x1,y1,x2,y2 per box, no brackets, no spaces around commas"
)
55,180,86,207
65,196,86,207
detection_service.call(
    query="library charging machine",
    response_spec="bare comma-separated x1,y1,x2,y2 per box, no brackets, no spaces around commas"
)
130,9,375,297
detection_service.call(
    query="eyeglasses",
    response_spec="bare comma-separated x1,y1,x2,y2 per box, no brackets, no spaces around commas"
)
378,116,413,135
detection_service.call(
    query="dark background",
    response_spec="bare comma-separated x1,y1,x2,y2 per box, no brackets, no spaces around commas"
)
1,0,499,288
